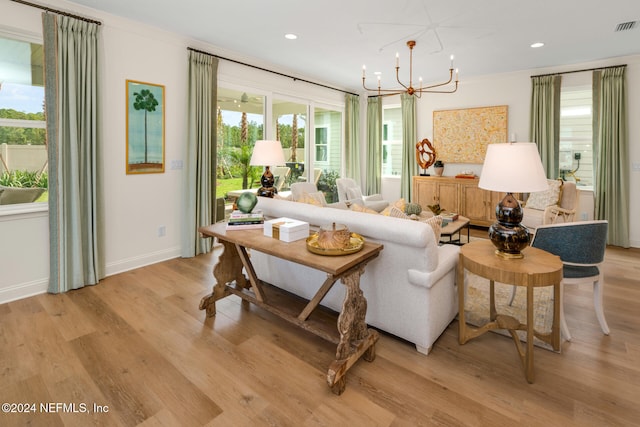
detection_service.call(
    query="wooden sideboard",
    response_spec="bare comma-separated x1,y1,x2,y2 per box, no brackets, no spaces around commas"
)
413,176,513,227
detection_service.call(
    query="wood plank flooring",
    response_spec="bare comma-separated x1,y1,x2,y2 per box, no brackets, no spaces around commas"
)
1,237,639,426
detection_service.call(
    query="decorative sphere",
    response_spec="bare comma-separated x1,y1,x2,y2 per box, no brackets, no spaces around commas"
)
237,192,258,213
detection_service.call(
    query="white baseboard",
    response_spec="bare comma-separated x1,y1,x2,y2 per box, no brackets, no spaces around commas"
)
0,278,48,305
104,246,182,277
0,246,182,305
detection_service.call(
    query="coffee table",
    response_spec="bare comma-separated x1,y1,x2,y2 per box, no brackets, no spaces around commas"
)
440,215,470,245
198,222,383,394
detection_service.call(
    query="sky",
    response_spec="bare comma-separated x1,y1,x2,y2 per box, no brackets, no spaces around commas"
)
0,82,44,113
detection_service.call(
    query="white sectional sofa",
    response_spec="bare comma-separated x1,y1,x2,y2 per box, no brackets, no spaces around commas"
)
250,197,460,354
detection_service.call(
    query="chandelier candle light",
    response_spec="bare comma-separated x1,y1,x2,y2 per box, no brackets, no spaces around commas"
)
362,40,459,97
478,142,549,259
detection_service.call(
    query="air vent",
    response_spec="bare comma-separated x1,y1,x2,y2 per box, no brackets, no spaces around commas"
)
615,21,637,32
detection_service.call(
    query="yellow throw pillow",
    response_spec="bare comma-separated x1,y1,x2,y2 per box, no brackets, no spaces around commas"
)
350,202,379,214
298,191,327,206
381,198,406,216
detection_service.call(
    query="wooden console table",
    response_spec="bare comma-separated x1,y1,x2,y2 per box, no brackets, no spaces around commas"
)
198,222,383,395
457,240,562,383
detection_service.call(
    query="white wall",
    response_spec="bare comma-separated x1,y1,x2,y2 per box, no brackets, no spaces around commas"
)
0,0,345,303
380,56,640,248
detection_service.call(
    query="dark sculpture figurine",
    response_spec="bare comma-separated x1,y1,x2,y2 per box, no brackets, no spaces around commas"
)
256,166,277,197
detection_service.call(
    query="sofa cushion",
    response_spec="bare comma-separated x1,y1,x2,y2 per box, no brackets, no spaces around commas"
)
0,186,45,205
525,179,563,210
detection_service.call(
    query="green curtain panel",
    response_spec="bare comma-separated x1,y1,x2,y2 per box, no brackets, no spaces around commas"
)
366,97,382,194
182,51,218,257
400,93,417,201
594,66,629,247
344,93,360,180
43,13,103,293
530,75,561,178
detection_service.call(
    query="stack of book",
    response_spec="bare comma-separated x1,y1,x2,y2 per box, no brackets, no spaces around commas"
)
440,212,459,225
226,210,264,230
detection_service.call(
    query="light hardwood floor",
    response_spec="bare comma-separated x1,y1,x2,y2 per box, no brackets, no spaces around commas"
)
1,236,639,426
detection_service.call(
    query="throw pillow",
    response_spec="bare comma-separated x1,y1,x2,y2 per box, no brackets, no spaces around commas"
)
381,198,406,216
388,206,410,220
349,202,379,215
423,215,443,242
346,186,363,201
525,179,563,210
298,191,327,206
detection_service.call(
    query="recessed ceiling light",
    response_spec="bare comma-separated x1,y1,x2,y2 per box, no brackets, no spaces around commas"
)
531,42,545,48
284,33,297,40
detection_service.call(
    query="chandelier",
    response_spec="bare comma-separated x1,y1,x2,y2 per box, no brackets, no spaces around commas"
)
362,40,459,97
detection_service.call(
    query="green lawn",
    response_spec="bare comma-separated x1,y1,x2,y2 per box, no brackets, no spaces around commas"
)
217,177,256,199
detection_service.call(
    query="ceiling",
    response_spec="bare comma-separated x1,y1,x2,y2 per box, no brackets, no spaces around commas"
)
65,0,640,93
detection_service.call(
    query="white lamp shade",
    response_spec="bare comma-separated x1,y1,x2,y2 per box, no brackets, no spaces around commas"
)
250,140,286,166
478,142,549,193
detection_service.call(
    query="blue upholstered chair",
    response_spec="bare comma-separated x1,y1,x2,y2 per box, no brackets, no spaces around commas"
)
509,220,610,341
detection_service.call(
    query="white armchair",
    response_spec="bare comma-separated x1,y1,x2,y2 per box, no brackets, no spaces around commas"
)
335,178,388,212
521,180,578,232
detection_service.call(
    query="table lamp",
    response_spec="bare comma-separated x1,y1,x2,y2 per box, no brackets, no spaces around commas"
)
478,142,549,259
250,140,286,197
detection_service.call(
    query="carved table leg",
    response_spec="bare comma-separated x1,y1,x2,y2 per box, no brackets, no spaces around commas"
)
199,239,245,317
327,266,379,395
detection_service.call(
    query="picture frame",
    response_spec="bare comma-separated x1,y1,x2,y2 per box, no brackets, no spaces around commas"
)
126,80,165,174
433,105,508,164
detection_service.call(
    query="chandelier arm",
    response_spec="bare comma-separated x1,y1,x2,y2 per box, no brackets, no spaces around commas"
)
417,82,459,94
363,78,415,94
421,69,455,89
362,77,382,92
395,67,410,91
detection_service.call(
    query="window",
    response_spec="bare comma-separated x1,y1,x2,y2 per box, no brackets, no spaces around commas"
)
314,106,342,202
559,85,593,186
382,106,402,176
273,98,307,186
216,87,264,197
314,126,328,162
216,88,344,206
0,33,47,205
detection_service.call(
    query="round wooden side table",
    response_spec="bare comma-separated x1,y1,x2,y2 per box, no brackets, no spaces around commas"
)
457,239,563,383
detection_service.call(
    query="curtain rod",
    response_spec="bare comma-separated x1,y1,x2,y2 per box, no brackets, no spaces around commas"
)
10,0,102,25
531,64,626,78
188,47,358,97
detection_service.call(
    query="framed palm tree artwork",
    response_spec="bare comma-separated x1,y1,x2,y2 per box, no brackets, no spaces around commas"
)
126,80,165,174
